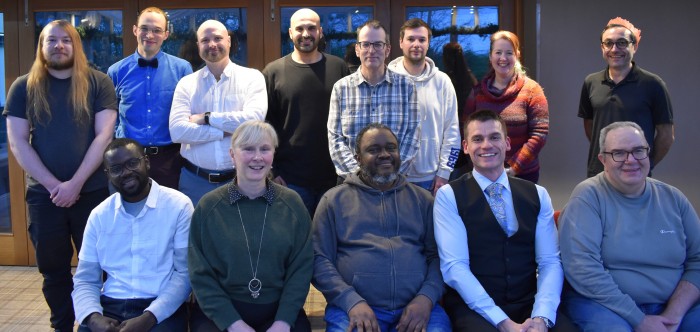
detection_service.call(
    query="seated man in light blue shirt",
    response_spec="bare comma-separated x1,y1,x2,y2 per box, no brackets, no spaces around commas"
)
72,138,193,331
434,110,574,331
108,7,193,189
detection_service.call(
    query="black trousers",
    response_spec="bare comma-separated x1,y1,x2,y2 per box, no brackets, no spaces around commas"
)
26,186,109,331
189,298,311,332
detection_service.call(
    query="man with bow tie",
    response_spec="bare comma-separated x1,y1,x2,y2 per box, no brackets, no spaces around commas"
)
107,7,192,189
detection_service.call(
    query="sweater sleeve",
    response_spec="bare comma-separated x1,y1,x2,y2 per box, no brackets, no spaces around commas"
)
679,192,700,289
437,77,461,179
558,185,645,327
312,194,366,313
416,197,445,304
274,197,314,326
188,205,242,330
508,79,548,176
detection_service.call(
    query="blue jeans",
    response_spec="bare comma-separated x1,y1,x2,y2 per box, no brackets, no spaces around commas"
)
410,180,434,192
178,167,230,206
78,296,187,332
324,304,451,332
286,183,331,217
563,290,700,331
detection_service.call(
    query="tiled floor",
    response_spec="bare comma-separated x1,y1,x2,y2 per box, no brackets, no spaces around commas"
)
0,266,327,331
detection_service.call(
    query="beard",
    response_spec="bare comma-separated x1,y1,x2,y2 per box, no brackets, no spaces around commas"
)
359,165,398,186
294,37,318,53
46,56,74,70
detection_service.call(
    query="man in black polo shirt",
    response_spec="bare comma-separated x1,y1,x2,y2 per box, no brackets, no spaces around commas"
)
434,110,574,331
579,17,674,177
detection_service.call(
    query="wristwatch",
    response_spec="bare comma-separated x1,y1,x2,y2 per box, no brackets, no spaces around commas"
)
534,316,554,328
204,112,211,125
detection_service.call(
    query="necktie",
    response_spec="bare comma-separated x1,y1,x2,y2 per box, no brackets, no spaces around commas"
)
486,182,510,236
138,57,158,68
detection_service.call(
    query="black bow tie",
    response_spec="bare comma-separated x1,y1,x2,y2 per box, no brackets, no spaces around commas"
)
138,58,158,68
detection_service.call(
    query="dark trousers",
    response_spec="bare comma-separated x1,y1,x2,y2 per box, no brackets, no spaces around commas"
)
444,288,577,332
146,144,183,190
189,298,311,332
77,296,187,331
26,186,109,331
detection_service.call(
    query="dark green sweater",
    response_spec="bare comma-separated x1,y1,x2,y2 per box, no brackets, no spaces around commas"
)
188,182,312,329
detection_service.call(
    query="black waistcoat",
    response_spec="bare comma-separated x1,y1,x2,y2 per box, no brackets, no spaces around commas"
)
450,173,540,306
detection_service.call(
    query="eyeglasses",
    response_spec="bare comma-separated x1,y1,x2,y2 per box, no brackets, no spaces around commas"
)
138,26,165,36
358,41,387,50
105,157,145,176
602,147,649,162
601,39,633,50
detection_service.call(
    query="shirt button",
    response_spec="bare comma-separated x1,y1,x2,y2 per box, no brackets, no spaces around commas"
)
147,92,150,96
147,109,151,112
147,125,151,128
147,76,150,79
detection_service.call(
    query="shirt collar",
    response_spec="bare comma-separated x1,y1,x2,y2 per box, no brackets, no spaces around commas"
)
355,67,391,87
132,49,163,62
472,169,510,193
227,178,276,205
114,178,159,211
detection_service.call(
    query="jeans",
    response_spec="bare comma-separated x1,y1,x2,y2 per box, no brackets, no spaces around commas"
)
286,183,332,217
410,180,434,192
178,167,230,206
562,289,700,331
26,186,109,331
324,304,451,332
77,296,187,331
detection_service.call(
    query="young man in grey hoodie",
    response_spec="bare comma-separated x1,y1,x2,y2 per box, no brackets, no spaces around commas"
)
388,18,461,196
313,123,450,332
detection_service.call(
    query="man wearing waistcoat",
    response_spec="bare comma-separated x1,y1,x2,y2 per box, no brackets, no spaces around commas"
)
433,110,574,331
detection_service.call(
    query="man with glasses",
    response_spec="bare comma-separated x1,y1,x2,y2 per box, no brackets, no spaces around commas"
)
263,8,349,216
3,20,117,331
559,121,700,331
579,17,674,177
327,20,419,181
108,7,192,190
388,18,460,195
73,138,193,332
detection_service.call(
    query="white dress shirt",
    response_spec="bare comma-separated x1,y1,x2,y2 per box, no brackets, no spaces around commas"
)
72,181,194,323
433,170,563,326
169,61,267,170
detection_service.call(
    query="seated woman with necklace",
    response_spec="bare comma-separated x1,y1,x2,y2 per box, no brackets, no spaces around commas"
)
188,120,313,332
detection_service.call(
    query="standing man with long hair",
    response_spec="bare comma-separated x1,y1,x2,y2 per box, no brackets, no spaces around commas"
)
3,20,117,331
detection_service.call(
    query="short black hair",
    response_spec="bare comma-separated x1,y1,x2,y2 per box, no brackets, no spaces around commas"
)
103,138,144,166
400,18,432,41
355,123,398,155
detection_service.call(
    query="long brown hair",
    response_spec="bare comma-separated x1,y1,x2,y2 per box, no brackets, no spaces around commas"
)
27,20,91,126
488,30,526,77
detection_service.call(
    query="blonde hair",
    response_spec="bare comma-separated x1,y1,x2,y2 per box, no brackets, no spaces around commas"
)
489,30,526,76
230,120,279,149
27,20,91,126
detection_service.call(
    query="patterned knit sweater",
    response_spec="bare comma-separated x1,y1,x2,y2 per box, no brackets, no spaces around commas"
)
464,72,549,177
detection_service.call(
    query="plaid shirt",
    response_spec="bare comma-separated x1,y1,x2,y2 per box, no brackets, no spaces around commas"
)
327,68,420,176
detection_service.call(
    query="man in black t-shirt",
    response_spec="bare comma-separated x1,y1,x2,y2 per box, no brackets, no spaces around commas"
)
579,17,674,177
263,8,349,216
3,20,117,331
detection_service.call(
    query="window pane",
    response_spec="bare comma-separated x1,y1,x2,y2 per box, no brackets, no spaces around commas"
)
35,11,124,73
406,6,498,81
280,7,373,60
162,8,248,69
0,12,10,233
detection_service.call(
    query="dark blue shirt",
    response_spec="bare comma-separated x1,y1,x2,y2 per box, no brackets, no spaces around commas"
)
108,51,192,146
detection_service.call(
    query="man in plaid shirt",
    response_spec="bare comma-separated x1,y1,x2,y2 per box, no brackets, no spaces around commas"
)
327,19,420,180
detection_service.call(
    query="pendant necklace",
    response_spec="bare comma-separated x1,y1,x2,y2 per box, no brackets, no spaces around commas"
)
236,201,268,299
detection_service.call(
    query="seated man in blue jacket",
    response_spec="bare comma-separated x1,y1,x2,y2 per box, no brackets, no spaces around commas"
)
313,123,450,332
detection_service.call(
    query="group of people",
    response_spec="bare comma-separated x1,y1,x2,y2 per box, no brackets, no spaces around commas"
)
2,4,695,332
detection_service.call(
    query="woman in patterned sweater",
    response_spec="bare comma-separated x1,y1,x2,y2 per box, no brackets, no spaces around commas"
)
464,30,549,183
